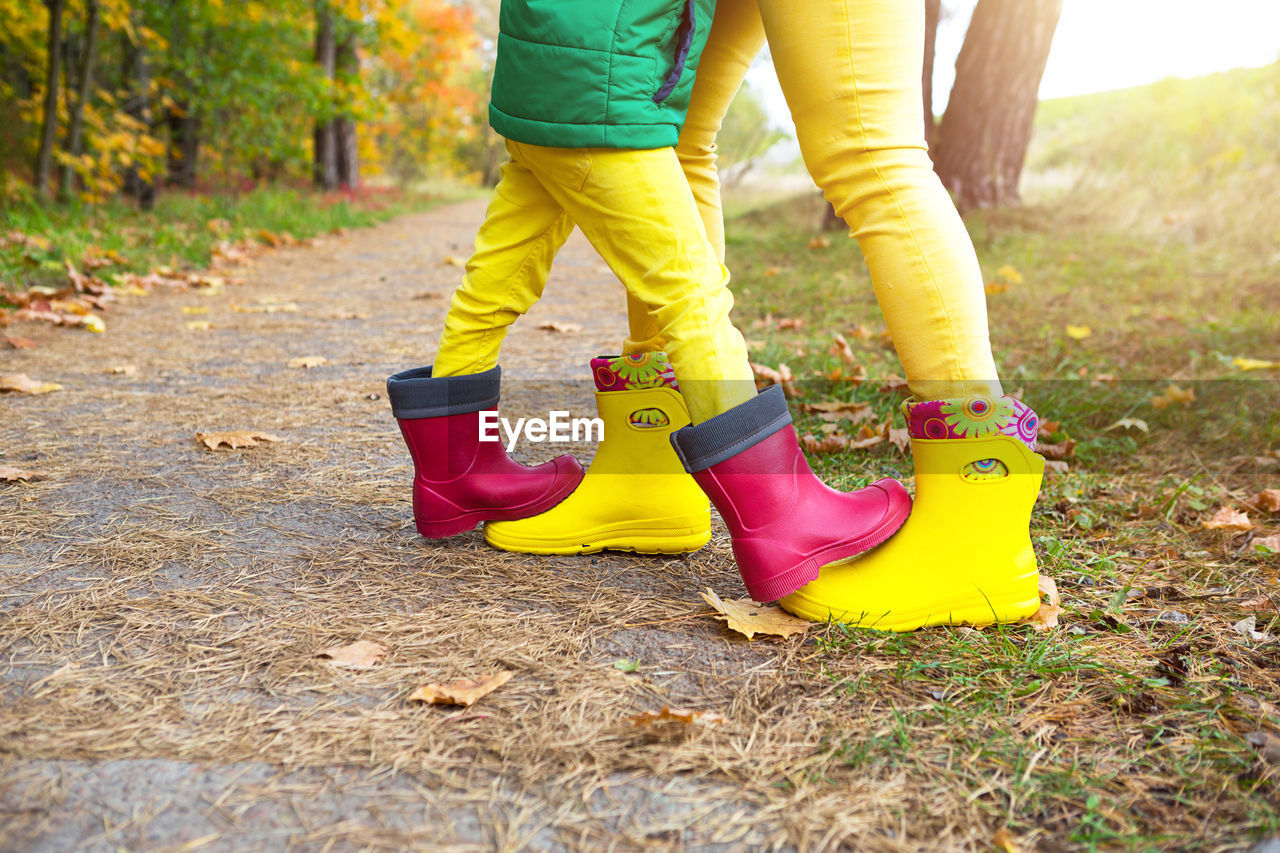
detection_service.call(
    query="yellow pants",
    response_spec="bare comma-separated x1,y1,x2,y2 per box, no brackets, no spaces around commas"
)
626,0,1002,401
433,139,756,425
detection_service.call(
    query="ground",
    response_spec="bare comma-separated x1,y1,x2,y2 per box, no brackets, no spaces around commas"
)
2,196,1278,852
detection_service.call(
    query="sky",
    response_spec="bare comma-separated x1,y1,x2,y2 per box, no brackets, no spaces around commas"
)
747,0,1280,142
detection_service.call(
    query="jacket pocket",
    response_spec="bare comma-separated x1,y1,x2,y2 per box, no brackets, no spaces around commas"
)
652,0,696,104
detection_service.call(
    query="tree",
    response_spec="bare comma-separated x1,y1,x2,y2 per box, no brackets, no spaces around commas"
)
922,0,941,147
931,0,1063,211
34,0,65,200
59,0,101,200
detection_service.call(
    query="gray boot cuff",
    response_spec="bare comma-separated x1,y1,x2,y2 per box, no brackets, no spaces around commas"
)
669,385,792,472
386,365,502,419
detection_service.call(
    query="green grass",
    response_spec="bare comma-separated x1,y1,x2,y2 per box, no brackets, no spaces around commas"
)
0,185,446,296
718,65,1280,849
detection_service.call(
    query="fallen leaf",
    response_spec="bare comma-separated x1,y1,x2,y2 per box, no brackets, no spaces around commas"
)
317,639,386,669
1232,616,1274,642
441,255,466,267
830,333,856,364
1246,731,1280,764
992,827,1019,853
849,423,884,450
1065,325,1092,340
537,321,582,333
847,324,874,340
1233,357,1278,371
106,364,137,376
196,430,283,451
886,426,911,454
763,266,780,277
0,465,43,482
750,362,798,397
1025,575,1062,632
613,659,640,673
288,356,328,369
408,670,513,706
807,235,830,250
1253,534,1280,554
628,705,727,727
231,301,298,314
800,432,850,454
1203,507,1253,531
181,306,209,315
330,310,369,320
701,588,812,639
777,317,805,330
802,400,873,419
879,377,909,394
996,264,1023,284
1240,594,1279,612
5,336,38,349
984,281,1009,295
0,373,62,394
82,314,104,333
1250,489,1280,514
1038,439,1076,461
1151,383,1196,409
1104,418,1149,433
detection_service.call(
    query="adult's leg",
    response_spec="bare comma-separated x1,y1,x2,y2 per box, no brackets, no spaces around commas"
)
434,142,575,377
758,0,1001,400
623,0,765,355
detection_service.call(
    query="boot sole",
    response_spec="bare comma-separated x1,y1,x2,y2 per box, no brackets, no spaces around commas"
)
484,516,712,556
781,573,1041,632
413,477,582,539
742,496,913,602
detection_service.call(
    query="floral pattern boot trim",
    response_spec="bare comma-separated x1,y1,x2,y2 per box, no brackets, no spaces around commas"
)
903,395,1040,481
591,353,680,428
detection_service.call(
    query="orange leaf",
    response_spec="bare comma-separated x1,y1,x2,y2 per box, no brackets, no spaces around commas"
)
196,430,283,451
807,235,830,250
1151,383,1196,409
408,670,513,706
317,639,386,670
628,704,727,728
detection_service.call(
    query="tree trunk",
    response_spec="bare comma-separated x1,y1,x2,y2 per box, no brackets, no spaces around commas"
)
122,18,155,210
334,32,359,189
932,0,1062,212
34,0,66,201
167,109,200,188
922,0,941,147
313,1,338,190
58,0,100,201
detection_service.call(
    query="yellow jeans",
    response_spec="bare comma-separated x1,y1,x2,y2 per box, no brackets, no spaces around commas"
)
433,139,756,424
626,0,1002,401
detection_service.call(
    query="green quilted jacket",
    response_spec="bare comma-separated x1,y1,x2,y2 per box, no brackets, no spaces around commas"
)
489,0,716,149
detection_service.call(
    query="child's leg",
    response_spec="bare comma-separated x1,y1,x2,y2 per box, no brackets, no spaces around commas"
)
507,140,756,425
758,0,1000,401
623,0,764,356
434,144,575,378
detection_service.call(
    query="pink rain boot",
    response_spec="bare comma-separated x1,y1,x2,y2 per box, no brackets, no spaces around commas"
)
387,365,584,538
670,385,911,602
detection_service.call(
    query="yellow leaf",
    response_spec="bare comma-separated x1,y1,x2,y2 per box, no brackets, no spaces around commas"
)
1065,325,1092,340
1233,357,1278,371
181,306,209,315
701,588,812,639
1203,506,1253,531
441,255,466,267
185,321,212,331
628,705,727,728
993,827,1019,853
408,670,513,706
317,639,386,670
984,281,1009,295
995,265,1023,285
0,373,62,394
82,314,105,334
1151,383,1196,409
231,302,298,314
195,430,282,451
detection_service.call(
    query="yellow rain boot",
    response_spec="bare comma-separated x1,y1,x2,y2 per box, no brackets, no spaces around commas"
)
484,354,711,555
779,395,1045,631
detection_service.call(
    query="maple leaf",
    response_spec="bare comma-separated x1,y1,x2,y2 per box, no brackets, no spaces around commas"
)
317,639,386,669
885,425,911,454
537,321,582,333
1065,325,1092,340
1025,575,1062,632
1151,384,1196,409
408,670,513,706
701,588,812,639
288,356,329,369
196,431,283,451
0,465,44,482
1203,507,1253,531
0,373,62,394
628,705,727,727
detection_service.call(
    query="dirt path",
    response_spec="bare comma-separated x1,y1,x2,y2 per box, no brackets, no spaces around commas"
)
1,201,877,852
